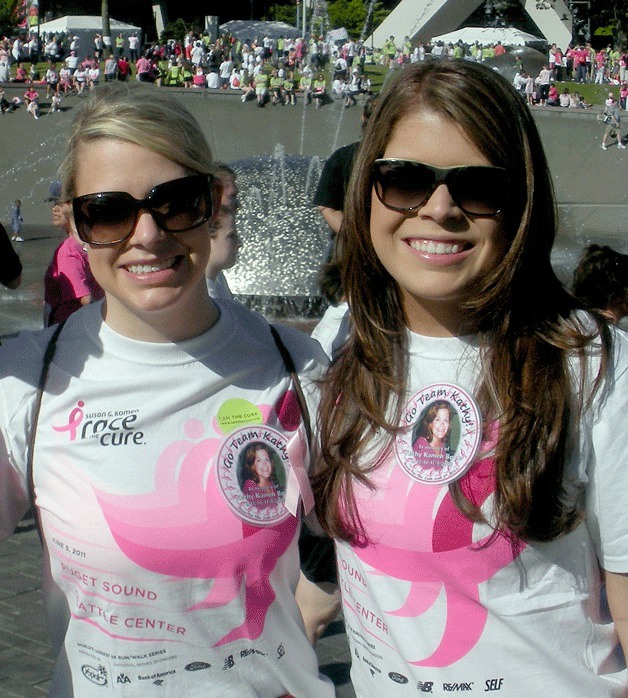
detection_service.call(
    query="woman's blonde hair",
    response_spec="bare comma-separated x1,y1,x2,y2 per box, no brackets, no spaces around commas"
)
59,82,214,200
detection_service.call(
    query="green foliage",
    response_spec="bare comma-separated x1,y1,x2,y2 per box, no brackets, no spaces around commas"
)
327,0,366,38
0,0,21,37
160,18,188,43
265,3,298,25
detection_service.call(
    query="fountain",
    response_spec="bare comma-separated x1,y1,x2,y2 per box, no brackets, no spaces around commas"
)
226,145,330,321
0,88,625,340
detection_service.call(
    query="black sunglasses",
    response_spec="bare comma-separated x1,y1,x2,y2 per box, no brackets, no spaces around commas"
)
372,159,508,217
72,174,215,246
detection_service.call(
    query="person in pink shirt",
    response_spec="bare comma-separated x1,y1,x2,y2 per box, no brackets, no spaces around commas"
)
44,198,104,326
23,82,39,119
135,53,152,82
574,45,588,83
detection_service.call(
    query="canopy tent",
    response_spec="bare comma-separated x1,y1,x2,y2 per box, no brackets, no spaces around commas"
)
218,20,300,44
430,26,544,47
35,16,142,60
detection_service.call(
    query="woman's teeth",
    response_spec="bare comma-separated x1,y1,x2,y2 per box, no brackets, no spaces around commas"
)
409,240,463,255
127,259,176,274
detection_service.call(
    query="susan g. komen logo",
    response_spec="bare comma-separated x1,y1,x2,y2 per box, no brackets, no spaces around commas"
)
52,400,85,441
395,383,482,485
216,426,291,525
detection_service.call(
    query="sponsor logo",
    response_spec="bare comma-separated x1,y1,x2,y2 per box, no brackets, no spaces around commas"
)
138,670,175,682
444,682,473,691
396,383,482,485
185,662,211,672
388,671,408,684
417,681,434,693
116,673,131,684
81,664,107,686
485,678,504,691
53,403,145,447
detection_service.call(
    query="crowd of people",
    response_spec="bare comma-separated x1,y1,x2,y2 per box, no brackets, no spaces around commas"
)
3,28,628,118
0,55,626,698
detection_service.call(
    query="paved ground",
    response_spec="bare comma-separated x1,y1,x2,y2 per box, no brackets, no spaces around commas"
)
0,83,625,697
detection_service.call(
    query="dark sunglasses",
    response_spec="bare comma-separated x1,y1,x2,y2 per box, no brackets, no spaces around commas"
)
372,159,508,217
72,174,215,246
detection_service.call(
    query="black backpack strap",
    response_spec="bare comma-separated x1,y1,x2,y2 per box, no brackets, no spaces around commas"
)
268,324,312,449
27,320,66,544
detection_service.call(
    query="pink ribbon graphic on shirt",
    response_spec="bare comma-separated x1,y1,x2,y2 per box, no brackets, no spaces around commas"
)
94,417,297,646
52,400,85,441
347,424,525,667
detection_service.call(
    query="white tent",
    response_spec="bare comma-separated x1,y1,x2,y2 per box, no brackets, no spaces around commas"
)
218,20,300,43
430,26,543,47
35,16,142,60
367,0,570,50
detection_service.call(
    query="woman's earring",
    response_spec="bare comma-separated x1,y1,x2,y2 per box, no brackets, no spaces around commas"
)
82,244,88,252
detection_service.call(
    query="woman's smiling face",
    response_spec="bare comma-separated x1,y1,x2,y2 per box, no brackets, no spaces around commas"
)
253,448,273,480
73,139,215,342
370,111,507,337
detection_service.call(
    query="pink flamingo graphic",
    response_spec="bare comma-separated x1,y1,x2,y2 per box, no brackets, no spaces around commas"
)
348,424,525,667
94,391,304,648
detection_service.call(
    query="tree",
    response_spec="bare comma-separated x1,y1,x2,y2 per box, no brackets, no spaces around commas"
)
327,0,366,37
533,0,626,45
160,17,189,42
102,0,110,41
265,3,297,24
0,0,21,37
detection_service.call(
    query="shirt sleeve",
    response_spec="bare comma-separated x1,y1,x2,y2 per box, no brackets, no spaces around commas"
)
0,335,48,540
585,328,628,572
312,143,358,210
56,241,93,300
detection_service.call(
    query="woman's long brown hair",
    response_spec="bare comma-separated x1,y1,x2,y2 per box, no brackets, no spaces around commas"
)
313,61,611,545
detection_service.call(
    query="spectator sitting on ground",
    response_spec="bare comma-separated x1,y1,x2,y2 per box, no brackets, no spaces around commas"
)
547,84,558,106
313,73,326,109
58,64,72,93
45,62,60,98
254,68,269,107
283,72,296,105
192,66,206,87
270,68,284,104
229,67,241,89
50,92,62,112
240,70,255,102
23,82,39,119
299,68,312,103
559,87,570,107
205,68,219,88
12,62,27,82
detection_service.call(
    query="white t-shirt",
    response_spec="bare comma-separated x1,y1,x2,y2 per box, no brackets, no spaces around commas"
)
206,72,220,89
336,327,627,697
206,271,233,300
0,300,333,698
311,302,349,359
